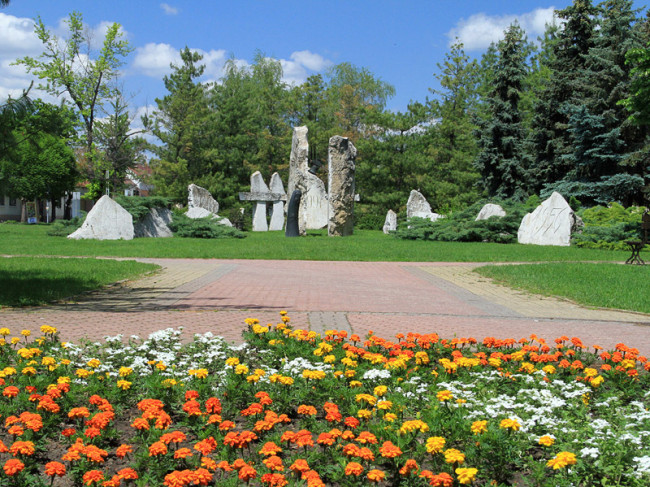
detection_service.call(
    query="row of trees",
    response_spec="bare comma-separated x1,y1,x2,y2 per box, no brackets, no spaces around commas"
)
2,1,650,225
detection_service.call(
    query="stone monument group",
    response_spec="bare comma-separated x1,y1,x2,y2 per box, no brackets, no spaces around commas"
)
68,126,581,247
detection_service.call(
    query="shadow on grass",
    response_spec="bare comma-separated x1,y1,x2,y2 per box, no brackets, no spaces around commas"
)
0,270,106,308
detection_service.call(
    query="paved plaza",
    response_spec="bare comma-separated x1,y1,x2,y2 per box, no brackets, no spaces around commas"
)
2,258,649,354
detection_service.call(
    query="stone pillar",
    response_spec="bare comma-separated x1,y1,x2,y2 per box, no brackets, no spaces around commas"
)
287,126,328,235
383,210,397,234
327,136,357,237
269,172,285,231
250,171,269,231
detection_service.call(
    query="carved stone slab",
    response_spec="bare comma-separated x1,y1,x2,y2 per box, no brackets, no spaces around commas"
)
517,192,577,246
328,136,357,236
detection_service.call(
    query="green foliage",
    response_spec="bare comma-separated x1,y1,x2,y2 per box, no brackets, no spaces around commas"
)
168,214,246,239
394,200,529,243
45,214,85,237
113,196,172,222
572,202,647,249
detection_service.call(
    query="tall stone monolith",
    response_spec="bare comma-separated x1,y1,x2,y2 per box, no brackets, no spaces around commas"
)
250,171,269,232
68,195,134,240
287,126,328,235
269,172,285,231
328,136,357,236
517,192,579,246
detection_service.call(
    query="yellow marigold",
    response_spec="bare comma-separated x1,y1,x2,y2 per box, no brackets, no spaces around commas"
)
425,436,445,454
87,359,101,368
455,467,478,485
470,421,487,435
235,364,249,375
399,420,429,435
119,367,133,377
225,357,240,367
583,367,598,378
357,409,372,419
20,330,30,337
384,413,397,422
116,380,132,390
590,375,604,388
323,355,336,363
349,380,362,388
546,452,577,470
189,369,209,379
377,400,392,410
21,367,36,376
246,375,260,383
355,394,377,406
0,328,10,336
17,348,33,359
279,376,294,386
488,358,502,367
443,448,465,464
40,325,57,335
499,418,520,431
538,435,555,447
373,385,388,397
415,351,430,365
302,369,326,380
75,369,93,378
436,390,453,402
252,324,269,334
542,365,556,375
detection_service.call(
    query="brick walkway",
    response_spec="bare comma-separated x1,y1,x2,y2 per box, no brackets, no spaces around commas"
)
1,258,649,354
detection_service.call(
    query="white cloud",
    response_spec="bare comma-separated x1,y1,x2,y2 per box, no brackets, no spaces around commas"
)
0,13,42,57
280,50,333,85
290,50,331,71
160,3,179,16
132,42,181,77
447,7,557,50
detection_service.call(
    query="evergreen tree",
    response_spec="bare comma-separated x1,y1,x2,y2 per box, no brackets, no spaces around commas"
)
474,23,530,199
425,40,481,210
527,1,598,192
149,47,211,201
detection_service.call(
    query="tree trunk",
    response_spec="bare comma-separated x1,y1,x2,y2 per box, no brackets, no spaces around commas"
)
20,199,26,222
64,193,72,220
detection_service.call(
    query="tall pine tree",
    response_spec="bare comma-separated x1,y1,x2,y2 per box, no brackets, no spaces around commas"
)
474,23,530,199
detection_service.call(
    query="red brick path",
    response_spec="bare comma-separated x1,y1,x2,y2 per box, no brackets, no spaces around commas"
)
1,259,648,354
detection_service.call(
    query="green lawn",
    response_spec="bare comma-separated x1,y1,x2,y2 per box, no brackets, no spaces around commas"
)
0,223,637,262
475,262,650,314
0,256,158,307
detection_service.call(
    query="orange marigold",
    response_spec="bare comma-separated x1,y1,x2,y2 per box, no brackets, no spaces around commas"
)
344,462,364,476
44,461,66,477
3,459,24,476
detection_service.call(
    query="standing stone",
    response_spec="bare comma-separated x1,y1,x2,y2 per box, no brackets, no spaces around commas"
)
476,203,506,221
188,184,219,214
269,172,285,231
383,209,397,234
287,126,329,234
134,208,173,238
250,171,269,232
186,183,232,226
517,192,579,246
328,136,357,236
406,190,442,222
68,195,134,240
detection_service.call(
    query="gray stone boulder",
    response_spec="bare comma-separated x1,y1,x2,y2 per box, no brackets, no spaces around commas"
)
476,203,506,221
517,192,579,246
134,208,173,238
68,195,134,240
406,190,442,222
328,136,357,236
383,210,397,234
188,184,219,214
186,184,232,226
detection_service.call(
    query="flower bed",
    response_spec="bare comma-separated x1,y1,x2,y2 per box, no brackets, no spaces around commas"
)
0,316,648,486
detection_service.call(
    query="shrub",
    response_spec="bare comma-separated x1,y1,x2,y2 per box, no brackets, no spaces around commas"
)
393,200,529,243
45,213,86,237
113,196,173,222
168,213,246,239
572,203,647,250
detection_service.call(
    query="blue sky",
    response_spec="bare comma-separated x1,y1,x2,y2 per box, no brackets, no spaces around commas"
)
1,0,647,119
